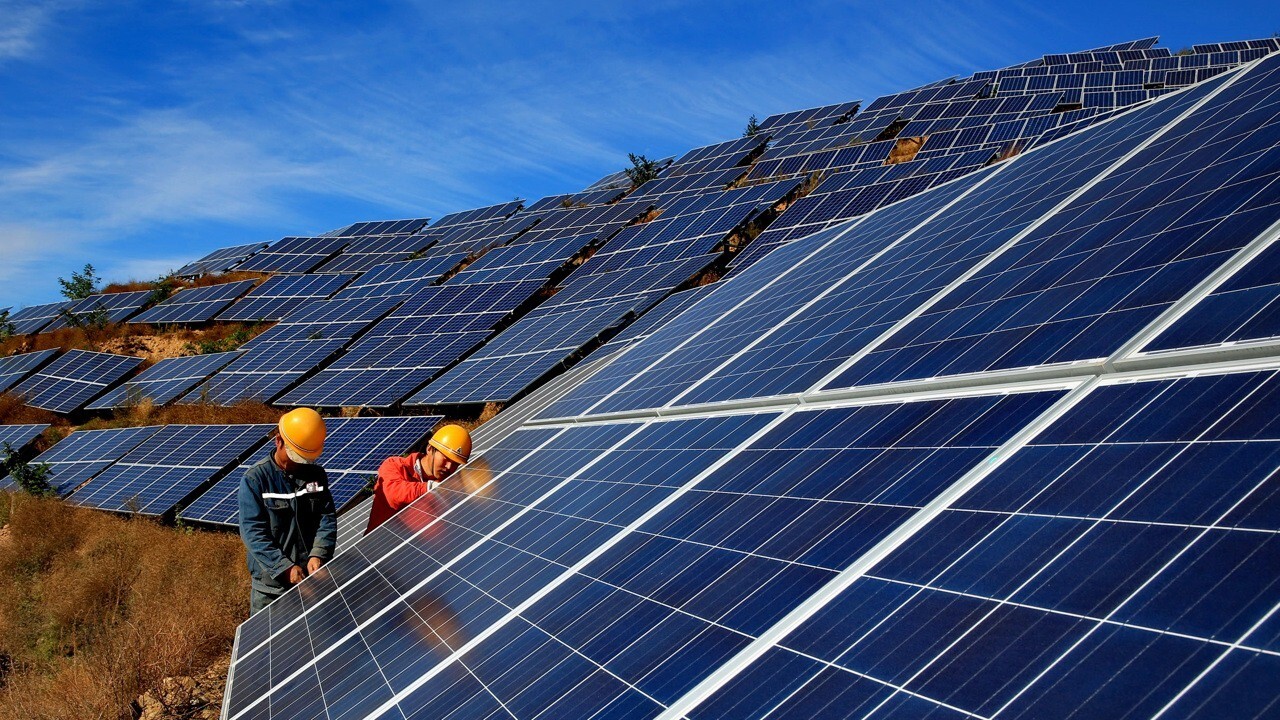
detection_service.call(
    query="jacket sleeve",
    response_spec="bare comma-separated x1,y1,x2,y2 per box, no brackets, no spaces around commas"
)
375,455,431,513
310,468,338,561
238,467,295,582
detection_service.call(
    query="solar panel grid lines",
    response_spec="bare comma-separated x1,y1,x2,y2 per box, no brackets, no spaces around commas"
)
130,279,259,325
11,349,143,414
822,53,1280,394
0,349,58,393
233,236,353,274
338,218,431,237
333,252,471,300
6,425,163,495
215,273,358,322
8,299,77,335
174,242,270,277
311,234,437,274
182,338,348,405
0,424,50,484
67,424,273,517
85,351,245,411
43,290,154,331
240,295,404,347
431,202,522,229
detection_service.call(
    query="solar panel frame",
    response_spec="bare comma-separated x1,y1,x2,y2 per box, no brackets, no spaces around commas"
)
0,423,50,484
84,351,246,411
43,290,153,330
10,349,143,413
174,242,270,277
5,425,162,495
129,279,259,325
216,273,358,322
182,339,347,405
233,236,352,274
8,300,77,335
0,349,58,393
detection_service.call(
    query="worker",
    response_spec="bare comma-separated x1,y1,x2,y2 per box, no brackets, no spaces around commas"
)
365,424,471,534
238,408,336,615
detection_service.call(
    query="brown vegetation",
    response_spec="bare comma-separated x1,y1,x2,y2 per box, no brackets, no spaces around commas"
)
0,494,247,719
101,271,267,296
886,136,926,165
0,393,60,430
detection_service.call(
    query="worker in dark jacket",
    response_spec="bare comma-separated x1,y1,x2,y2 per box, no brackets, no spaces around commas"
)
239,408,336,615
365,424,471,534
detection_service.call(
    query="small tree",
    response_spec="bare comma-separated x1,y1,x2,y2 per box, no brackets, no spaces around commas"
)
0,308,14,342
59,304,111,331
149,273,179,306
58,263,99,300
743,114,762,137
624,153,661,188
1,442,55,497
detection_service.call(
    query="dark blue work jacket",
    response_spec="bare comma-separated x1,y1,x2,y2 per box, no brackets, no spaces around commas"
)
238,454,337,594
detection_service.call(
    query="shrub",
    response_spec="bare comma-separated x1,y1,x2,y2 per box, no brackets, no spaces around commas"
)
0,442,55,497
57,263,100,301
624,153,661,187
743,114,762,137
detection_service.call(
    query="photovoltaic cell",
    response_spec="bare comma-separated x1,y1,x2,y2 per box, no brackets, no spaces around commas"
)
180,415,441,527
10,349,143,413
174,242,269,277
130,279,258,325
43,290,153,330
312,235,437,274
85,351,245,410
0,349,58,393
68,424,272,516
5,425,162,495
235,236,352,274
8,300,77,335
183,339,347,404
217,274,358,322
241,296,402,347
333,254,470,300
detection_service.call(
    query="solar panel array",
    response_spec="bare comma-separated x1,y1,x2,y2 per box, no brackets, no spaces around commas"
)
0,349,57,393
68,424,271,516
181,415,441,527
130,279,259,325
235,236,352,274
313,235,437,274
6,425,162,495
174,242,269,277
85,351,245,411
331,218,431,237
10,349,142,413
43,290,153,330
224,45,1280,720
216,273,358,322
8,299,77,335
333,254,470,300
182,338,347,405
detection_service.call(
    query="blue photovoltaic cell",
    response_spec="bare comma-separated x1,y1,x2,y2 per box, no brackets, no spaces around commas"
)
10,350,143,413
183,339,347,405
1144,237,1280,352
235,236,352,274
130,279,258,325
702,370,1280,719
596,285,715,357
68,424,272,516
85,351,245,410
8,300,77,335
180,415,440,526
5,425,162,495
216,274,358,322
334,218,431,237
44,290,153,330
312,235,436,274
174,241,269,277
0,349,58,393
281,281,543,408
242,296,403,347
829,55,1280,390
0,423,50,483
334,254,470,299
446,234,593,285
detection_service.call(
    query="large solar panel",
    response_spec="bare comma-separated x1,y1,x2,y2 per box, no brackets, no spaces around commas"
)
217,273,358,322
312,235,437,274
224,40,1280,720
43,290,153,330
3,425,162,495
8,299,77,335
0,423,50,483
0,349,58,393
130,279,258,325
331,218,431,237
182,339,347,405
85,351,245,410
10,350,143,413
242,296,403,347
68,424,271,516
333,254,470,300
181,415,441,527
174,242,269,277
234,236,352,274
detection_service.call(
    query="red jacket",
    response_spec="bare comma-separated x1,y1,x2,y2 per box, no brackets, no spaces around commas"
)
365,453,439,534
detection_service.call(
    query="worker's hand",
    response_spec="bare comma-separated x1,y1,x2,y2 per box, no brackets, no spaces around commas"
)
287,565,306,585
306,556,324,575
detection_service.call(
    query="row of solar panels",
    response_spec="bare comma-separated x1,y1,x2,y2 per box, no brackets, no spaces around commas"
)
0,416,442,529
222,44,1280,720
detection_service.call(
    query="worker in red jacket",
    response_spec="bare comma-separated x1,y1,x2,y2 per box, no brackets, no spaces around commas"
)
365,424,472,534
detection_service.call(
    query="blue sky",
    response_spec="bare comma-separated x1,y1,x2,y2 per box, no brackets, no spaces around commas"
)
1,0,1277,309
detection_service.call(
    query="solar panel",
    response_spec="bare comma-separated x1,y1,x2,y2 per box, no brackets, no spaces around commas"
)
312,235,437,274
10,350,143,413
8,300,77,335
182,339,347,404
280,281,544,408
446,234,594,285
216,273,358,322
180,415,440,527
4,425,162,495
234,236,352,274
43,290,153,330
241,296,403,347
432,202,522,228
68,424,272,516
0,349,58,393
130,279,258,325
0,423,50,483
84,351,245,411
333,254,470,299
332,218,431,237
174,242,269,277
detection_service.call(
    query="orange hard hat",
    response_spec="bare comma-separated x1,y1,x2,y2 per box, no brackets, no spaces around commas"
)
278,408,326,462
428,424,471,464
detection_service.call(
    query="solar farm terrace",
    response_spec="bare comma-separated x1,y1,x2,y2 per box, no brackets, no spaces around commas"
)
0,35,1278,719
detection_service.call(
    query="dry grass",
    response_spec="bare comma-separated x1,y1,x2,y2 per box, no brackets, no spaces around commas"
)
0,393,61,429
101,271,268,296
0,494,248,719
886,136,925,165
76,399,283,432
0,322,153,357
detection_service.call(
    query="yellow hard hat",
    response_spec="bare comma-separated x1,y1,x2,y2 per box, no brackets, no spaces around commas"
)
428,424,471,464
278,408,326,462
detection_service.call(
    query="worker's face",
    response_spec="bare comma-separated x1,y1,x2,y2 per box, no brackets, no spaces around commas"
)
429,449,459,481
273,435,298,473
